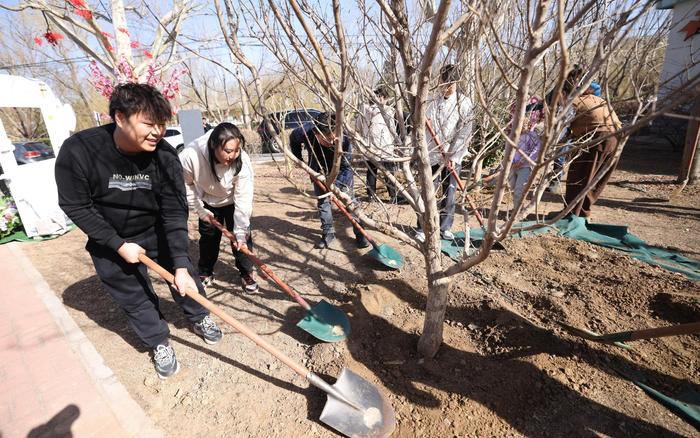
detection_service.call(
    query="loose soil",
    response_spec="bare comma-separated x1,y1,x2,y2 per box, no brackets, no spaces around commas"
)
22,136,699,437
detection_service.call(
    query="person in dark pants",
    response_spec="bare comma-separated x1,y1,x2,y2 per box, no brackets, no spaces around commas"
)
55,83,222,380
179,123,258,292
563,69,622,219
290,112,369,249
417,64,473,242
355,85,400,202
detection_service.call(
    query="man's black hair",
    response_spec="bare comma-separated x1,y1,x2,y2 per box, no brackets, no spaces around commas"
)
440,64,459,83
109,83,172,124
374,85,391,99
313,112,336,135
207,122,245,180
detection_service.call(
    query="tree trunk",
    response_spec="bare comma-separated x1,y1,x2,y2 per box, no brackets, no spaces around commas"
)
236,67,252,130
418,259,452,358
111,0,133,66
678,100,700,184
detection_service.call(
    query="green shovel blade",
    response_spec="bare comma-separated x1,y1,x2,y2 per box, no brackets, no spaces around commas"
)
368,243,404,270
297,299,350,342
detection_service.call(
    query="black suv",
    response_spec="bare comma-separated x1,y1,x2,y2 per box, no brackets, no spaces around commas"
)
257,109,322,153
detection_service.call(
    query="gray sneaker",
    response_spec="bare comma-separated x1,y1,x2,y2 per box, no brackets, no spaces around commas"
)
441,230,455,240
153,343,179,380
314,233,336,249
193,315,223,345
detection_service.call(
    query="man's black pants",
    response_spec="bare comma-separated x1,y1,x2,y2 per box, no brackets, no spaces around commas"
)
88,228,208,349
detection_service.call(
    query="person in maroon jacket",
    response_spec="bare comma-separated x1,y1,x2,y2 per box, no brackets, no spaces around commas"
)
55,83,222,379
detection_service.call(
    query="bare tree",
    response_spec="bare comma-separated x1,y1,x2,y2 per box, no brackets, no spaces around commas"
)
216,0,698,357
0,0,197,80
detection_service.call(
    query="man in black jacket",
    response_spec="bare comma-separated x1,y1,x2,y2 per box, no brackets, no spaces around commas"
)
55,83,222,379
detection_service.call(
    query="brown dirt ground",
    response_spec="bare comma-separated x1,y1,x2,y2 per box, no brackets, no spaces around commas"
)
22,136,700,437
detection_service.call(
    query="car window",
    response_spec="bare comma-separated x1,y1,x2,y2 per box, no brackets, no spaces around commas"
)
23,142,52,152
165,129,181,137
285,111,315,126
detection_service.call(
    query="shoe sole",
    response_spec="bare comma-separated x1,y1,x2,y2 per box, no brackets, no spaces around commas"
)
156,360,180,380
201,336,221,345
194,328,223,345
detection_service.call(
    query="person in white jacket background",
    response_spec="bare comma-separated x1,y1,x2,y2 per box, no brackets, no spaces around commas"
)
355,85,400,202
179,122,258,292
417,64,473,242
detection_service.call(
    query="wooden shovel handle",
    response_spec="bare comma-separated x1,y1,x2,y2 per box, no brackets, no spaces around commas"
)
208,218,312,312
138,254,310,378
425,120,487,227
312,179,376,246
604,321,700,343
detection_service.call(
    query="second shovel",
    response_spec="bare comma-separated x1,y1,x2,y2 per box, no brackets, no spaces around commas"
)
210,217,350,343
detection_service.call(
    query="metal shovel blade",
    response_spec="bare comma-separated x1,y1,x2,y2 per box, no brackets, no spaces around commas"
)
297,300,350,342
368,243,404,270
319,368,396,438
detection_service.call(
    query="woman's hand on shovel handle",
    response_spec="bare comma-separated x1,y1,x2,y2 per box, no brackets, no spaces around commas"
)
117,242,145,263
174,268,197,297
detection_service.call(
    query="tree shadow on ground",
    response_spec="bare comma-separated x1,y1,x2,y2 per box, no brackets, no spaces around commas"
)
595,198,700,221
343,291,691,437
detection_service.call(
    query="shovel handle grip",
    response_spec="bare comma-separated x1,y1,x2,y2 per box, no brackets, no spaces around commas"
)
208,218,312,311
603,321,700,343
425,120,487,228
138,254,310,378
313,179,376,246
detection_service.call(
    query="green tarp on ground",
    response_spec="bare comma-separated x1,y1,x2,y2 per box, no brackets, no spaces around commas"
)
0,225,75,245
632,381,700,430
442,215,700,281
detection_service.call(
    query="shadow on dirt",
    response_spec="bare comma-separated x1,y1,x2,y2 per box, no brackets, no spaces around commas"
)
344,293,692,437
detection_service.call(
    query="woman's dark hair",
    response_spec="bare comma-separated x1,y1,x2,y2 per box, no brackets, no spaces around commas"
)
109,83,172,124
207,122,245,180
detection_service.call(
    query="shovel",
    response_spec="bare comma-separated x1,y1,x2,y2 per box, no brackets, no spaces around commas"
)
209,217,350,343
557,320,700,344
426,120,506,251
314,179,404,270
139,254,395,437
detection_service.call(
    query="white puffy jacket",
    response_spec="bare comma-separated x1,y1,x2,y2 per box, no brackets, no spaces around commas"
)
426,92,474,166
354,103,397,160
179,131,254,241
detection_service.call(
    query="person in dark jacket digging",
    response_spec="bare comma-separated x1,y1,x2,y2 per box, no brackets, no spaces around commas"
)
55,83,222,380
289,112,369,249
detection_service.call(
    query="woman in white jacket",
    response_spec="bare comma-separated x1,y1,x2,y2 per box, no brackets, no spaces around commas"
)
355,85,399,202
179,123,258,292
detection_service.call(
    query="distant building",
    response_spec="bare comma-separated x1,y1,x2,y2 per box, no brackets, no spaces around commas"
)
657,0,700,98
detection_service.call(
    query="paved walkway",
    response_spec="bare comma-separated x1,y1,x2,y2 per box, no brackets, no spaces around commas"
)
0,242,161,438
